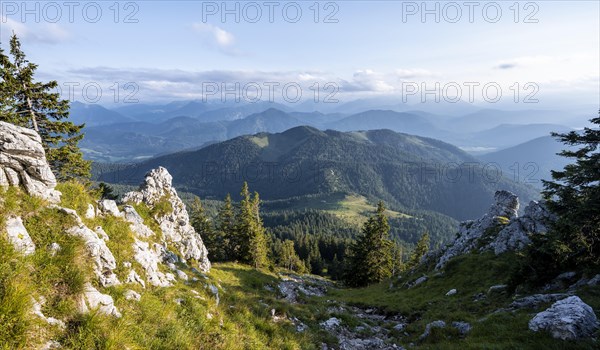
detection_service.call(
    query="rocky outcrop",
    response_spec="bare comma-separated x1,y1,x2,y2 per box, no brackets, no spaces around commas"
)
123,167,210,272
436,191,551,269
54,206,120,287
0,121,60,202
132,239,173,287
529,296,598,340
5,216,35,255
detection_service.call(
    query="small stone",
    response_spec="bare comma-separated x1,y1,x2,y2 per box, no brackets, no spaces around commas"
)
451,321,472,335
48,242,61,257
419,320,446,341
5,216,35,256
85,204,96,219
445,289,457,296
124,290,141,302
320,317,341,330
488,284,508,294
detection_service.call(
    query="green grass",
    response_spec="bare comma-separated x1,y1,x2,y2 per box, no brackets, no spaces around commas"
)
327,252,600,349
2,185,598,349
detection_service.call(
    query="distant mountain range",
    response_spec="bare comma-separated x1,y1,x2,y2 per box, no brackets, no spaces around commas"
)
79,103,584,162
97,126,539,221
479,135,573,188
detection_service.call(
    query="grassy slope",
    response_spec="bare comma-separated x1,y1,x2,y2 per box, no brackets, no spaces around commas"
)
329,253,600,349
2,185,598,349
0,186,318,349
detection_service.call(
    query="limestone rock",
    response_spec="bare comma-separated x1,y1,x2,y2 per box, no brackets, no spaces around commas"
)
419,320,446,341
445,289,457,296
510,293,570,310
78,283,121,317
85,204,96,219
0,121,61,202
122,205,154,238
132,239,172,287
436,191,552,269
122,167,210,271
31,296,65,328
124,289,141,302
320,317,341,330
451,321,471,336
55,206,120,287
5,216,35,255
125,269,146,288
97,199,121,217
529,296,599,340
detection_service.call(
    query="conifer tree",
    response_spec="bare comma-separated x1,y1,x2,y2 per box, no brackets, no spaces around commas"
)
217,194,236,261
408,232,430,268
248,191,269,268
344,201,394,287
190,197,221,261
0,34,90,180
516,114,600,284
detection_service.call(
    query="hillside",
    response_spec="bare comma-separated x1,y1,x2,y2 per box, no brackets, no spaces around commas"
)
1,121,597,349
97,126,539,221
479,136,572,188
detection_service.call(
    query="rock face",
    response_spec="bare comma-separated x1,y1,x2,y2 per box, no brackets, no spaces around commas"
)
5,216,35,255
123,167,210,272
436,191,551,269
529,296,598,340
0,121,61,202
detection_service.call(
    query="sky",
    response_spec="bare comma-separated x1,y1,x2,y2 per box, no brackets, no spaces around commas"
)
0,0,599,108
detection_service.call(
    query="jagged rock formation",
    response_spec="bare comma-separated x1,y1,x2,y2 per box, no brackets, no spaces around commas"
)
0,121,61,202
54,206,121,287
529,296,599,340
435,190,551,269
123,167,211,272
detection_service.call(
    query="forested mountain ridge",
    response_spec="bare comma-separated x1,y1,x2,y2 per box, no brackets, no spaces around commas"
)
97,126,539,221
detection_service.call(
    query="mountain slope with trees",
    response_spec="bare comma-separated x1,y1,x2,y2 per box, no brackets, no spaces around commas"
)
98,126,538,221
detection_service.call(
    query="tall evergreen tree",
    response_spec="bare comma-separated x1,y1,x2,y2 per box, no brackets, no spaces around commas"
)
0,34,90,180
248,191,269,268
190,197,222,261
408,232,430,269
516,114,600,284
217,194,236,261
344,201,394,287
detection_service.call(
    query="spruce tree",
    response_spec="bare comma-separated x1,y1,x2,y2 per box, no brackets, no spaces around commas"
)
344,201,394,287
233,182,254,262
217,194,236,261
0,34,90,180
408,232,430,268
190,197,221,261
248,191,269,268
516,114,600,284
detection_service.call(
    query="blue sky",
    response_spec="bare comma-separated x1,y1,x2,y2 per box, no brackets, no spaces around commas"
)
1,1,598,107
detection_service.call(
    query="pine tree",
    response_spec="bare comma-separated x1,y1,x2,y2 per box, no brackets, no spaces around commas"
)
344,201,394,287
408,232,430,268
190,197,221,261
248,191,269,268
279,240,301,271
0,34,90,181
516,114,600,284
217,194,236,261
391,244,405,277
233,182,254,262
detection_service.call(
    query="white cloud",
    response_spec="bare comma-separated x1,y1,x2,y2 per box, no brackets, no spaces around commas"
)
0,18,70,44
191,23,236,53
